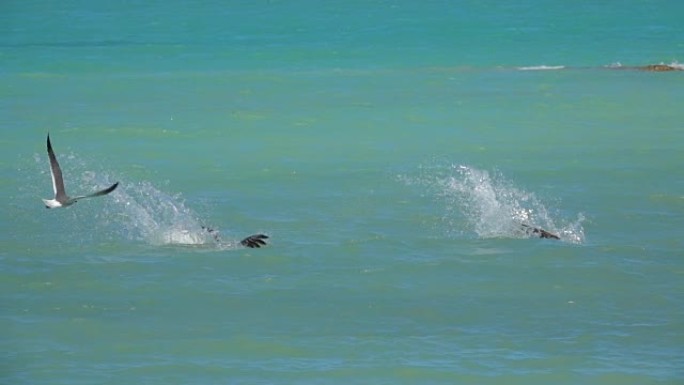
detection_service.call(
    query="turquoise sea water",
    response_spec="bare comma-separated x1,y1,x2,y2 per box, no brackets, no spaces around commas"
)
2,1,683,384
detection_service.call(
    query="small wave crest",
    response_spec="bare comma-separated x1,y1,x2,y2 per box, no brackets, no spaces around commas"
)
669,62,684,70
516,65,566,71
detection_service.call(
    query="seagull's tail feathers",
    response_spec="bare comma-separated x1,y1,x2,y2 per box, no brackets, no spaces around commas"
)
42,198,62,209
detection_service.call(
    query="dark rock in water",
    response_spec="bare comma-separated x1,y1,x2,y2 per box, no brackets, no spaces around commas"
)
611,64,682,72
638,64,681,72
240,234,269,248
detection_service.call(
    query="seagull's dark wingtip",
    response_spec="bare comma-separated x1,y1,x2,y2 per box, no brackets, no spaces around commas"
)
106,182,119,194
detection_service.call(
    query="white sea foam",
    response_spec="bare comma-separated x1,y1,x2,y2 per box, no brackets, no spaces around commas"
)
517,65,566,71
666,61,684,70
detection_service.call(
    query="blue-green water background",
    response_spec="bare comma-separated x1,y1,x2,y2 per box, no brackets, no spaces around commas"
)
2,1,683,384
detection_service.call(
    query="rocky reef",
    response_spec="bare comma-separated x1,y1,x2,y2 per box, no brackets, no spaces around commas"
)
636,64,682,72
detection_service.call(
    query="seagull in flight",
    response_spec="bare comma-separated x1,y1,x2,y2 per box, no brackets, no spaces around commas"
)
42,133,119,209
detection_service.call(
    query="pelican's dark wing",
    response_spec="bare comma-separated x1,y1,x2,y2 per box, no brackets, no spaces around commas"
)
240,234,269,248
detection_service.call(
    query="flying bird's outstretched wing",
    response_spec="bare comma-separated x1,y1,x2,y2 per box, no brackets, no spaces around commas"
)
46,134,67,201
43,133,120,208
71,182,119,201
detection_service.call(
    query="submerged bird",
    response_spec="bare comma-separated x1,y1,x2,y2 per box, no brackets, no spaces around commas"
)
520,223,560,240
42,134,119,209
201,225,269,248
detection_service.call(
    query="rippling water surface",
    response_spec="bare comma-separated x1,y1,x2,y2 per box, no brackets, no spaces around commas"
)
2,1,683,384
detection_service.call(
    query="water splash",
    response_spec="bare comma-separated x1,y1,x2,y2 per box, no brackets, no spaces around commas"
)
105,180,210,246
30,152,243,249
416,164,584,243
96,178,248,249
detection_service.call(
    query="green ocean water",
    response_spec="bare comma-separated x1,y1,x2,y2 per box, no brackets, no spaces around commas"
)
2,1,684,384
